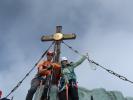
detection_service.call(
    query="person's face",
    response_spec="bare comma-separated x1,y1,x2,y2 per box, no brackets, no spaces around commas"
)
47,54,53,61
61,60,68,66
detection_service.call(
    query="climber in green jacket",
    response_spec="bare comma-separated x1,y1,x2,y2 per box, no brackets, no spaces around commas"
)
58,55,87,100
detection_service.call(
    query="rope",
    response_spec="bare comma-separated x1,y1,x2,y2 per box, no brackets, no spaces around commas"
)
5,42,55,98
62,41,133,84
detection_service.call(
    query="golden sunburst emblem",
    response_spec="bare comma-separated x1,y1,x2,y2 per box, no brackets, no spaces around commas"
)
53,33,63,40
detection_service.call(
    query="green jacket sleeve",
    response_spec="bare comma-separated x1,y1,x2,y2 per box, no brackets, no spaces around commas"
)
71,56,86,68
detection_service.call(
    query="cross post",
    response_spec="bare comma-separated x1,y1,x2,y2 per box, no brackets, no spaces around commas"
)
41,26,76,84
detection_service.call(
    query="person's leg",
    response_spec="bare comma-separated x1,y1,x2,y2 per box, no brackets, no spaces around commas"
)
0,98,10,100
69,83,79,100
26,78,40,100
40,86,49,100
58,90,67,100
40,75,51,100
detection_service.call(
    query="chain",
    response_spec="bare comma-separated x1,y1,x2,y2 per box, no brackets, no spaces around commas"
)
5,42,55,98
62,41,133,84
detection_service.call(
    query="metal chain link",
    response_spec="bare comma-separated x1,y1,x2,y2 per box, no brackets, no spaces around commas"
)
62,41,133,84
5,42,55,98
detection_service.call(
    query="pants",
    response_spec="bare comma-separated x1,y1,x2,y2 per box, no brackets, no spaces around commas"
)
58,80,79,100
26,76,50,100
0,98,10,100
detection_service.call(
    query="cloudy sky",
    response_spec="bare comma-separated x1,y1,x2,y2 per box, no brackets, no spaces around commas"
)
0,0,133,99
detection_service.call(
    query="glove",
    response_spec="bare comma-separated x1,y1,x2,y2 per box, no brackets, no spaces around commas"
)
47,66,52,70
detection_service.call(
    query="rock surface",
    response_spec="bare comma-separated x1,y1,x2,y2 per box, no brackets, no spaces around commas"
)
34,85,133,100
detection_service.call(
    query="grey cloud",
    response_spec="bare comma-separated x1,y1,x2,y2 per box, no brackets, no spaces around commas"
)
0,0,133,99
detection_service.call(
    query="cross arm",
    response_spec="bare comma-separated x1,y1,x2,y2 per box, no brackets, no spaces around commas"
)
41,33,76,41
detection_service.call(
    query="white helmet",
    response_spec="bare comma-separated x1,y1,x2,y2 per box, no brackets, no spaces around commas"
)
61,57,68,61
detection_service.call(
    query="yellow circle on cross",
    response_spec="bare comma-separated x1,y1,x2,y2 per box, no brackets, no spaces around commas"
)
53,33,63,40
